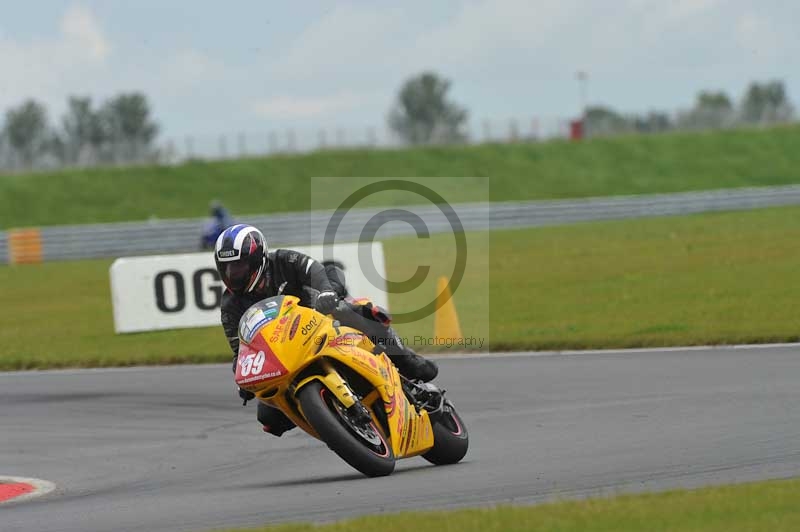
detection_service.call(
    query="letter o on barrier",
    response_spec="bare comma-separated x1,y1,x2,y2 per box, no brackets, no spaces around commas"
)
154,271,186,313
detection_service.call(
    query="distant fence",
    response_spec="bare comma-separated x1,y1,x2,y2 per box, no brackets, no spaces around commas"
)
3,185,800,264
0,116,572,174
164,116,569,162
3,113,796,175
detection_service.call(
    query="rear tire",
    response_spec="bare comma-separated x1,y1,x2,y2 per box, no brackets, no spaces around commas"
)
297,381,395,477
422,400,469,465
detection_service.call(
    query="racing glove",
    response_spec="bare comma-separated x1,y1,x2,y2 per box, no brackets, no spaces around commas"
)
315,290,339,314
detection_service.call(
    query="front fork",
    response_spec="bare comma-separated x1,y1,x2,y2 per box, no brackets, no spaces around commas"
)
295,359,357,409
297,359,376,426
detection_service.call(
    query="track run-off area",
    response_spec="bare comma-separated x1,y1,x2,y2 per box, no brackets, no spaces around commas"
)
3,345,800,532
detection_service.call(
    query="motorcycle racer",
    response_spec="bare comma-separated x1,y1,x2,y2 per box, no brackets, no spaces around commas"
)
214,224,438,436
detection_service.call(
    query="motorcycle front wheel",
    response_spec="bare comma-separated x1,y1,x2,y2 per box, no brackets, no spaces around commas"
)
298,381,395,477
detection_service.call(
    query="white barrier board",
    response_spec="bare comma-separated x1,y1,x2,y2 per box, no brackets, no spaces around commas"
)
110,243,387,333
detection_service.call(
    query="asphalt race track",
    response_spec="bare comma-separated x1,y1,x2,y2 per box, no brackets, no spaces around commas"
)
3,346,800,532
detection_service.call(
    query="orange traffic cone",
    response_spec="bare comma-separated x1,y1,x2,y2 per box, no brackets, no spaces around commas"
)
433,276,463,342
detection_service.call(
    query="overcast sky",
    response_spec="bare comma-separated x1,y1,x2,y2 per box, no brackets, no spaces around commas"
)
0,1,797,142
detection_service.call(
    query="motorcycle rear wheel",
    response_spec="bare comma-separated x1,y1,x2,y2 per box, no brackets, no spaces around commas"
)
422,399,469,465
298,381,395,477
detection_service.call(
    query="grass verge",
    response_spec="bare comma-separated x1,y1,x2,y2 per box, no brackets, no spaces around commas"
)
2,125,800,228
207,478,800,532
1,205,800,370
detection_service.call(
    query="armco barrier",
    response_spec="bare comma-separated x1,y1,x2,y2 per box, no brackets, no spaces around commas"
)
3,184,800,264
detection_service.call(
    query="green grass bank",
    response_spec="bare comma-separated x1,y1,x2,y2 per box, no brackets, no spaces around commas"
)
1,205,799,370
206,478,800,532
2,125,800,228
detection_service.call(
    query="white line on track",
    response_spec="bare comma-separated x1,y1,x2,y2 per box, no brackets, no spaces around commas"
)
1,342,799,377
439,342,800,360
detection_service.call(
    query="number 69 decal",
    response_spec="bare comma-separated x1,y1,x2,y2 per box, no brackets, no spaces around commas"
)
240,351,266,377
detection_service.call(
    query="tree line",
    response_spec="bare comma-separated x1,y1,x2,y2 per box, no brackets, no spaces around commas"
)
0,76,794,171
583,80,794,136
388,75,795,143
0,93,159,169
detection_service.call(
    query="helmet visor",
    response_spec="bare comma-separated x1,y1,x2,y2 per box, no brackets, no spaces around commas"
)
222,261,253,292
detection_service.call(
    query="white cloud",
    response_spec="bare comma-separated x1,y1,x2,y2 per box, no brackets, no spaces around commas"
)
409,0,574,69
264,0,753,89
671,0,723,18
234,1,798,130
0,1,796,139
0,4,111,111
629,0,723,19
163,49,224,86
61,4,111,61
252,91,374,120
735,12,782,61
267,4,412,83
260,1,585,101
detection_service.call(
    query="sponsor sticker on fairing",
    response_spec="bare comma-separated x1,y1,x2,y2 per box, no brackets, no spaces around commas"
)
269,314,291,342
238,370,283,384
301,316,319,336
288,314,302,340
240,307,279,343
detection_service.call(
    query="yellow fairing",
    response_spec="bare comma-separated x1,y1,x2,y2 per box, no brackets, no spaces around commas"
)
237,295,434,458
315,330,435,458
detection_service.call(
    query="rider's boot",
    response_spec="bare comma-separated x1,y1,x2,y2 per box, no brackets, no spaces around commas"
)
257,402,296,437
393,347,439,382
378,327,438,382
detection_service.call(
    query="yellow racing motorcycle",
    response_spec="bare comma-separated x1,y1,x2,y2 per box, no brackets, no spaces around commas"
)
234,295,469,477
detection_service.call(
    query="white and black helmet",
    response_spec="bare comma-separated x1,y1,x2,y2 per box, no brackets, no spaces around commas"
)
214,224,267,295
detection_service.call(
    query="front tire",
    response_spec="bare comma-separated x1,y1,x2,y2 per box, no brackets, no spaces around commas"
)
422,400,469,465
297,381,395,477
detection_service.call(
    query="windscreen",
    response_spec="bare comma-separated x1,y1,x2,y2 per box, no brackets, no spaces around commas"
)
238,296,283,344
